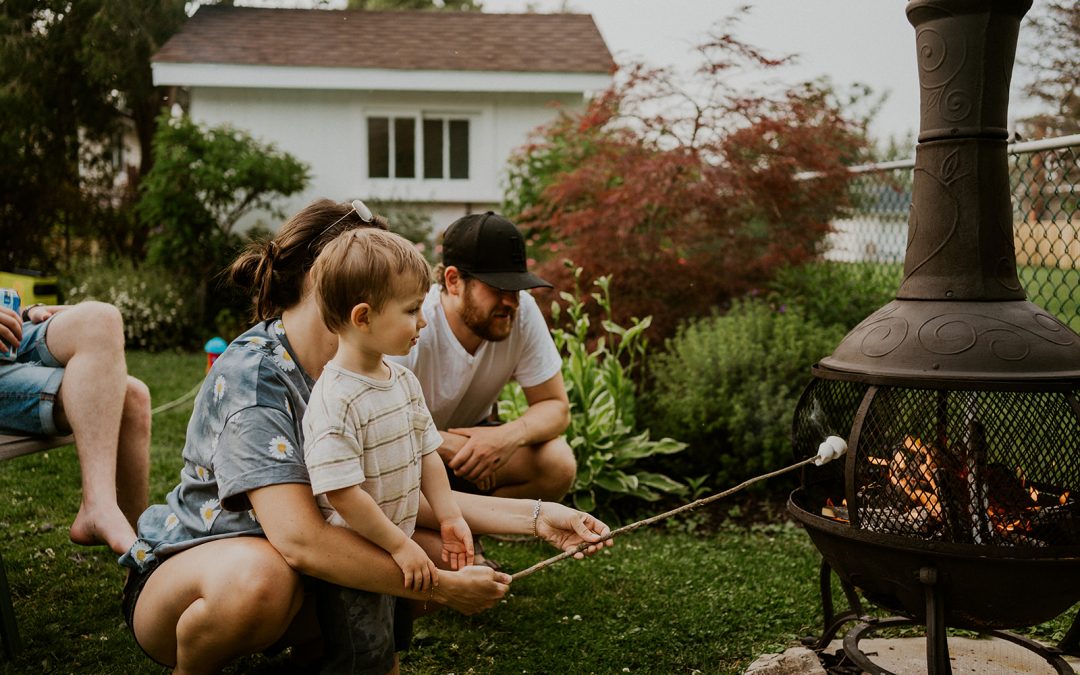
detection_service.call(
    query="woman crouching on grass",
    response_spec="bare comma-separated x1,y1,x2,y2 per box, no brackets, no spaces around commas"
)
118,199,611,674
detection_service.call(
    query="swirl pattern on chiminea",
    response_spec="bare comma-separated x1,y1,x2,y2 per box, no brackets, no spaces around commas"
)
787,1,1080,672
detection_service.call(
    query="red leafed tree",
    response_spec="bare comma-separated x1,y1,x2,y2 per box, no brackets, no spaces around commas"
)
504,17,870,341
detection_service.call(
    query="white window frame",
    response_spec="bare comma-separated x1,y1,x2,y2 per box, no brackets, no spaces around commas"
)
421,115,471,181
365,109,477,183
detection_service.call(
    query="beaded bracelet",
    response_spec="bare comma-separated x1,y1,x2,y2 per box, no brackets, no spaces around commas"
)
530,499,543,538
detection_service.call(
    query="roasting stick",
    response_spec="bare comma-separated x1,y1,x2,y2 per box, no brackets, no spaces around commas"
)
511,436,848,581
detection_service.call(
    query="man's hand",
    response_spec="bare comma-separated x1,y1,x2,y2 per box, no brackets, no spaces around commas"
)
389,537,438,592
439,516,475,570
536,502,613,559
24,304,61,324
0,307,21,354
447,425,521,484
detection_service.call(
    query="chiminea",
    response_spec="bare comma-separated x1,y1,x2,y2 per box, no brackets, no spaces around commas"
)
787,1,1080,673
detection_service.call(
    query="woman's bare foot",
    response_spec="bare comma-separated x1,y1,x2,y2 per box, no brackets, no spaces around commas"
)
70,503,137,554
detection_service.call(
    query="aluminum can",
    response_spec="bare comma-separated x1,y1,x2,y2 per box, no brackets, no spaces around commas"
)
0,288,19,362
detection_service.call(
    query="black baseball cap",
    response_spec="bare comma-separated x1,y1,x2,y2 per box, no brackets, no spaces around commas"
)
441,212,552,291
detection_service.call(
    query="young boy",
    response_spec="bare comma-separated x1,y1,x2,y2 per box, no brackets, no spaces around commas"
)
303,228,474,600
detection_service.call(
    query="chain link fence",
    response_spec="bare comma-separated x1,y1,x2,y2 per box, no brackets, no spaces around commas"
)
823,134,1080,331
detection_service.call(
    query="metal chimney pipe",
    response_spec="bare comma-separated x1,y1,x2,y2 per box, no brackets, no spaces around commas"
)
817,0,1080,385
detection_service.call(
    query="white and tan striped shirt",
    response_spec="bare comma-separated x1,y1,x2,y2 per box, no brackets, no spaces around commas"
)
302,361,441,537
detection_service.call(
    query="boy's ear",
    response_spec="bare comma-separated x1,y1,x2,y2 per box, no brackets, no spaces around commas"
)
350,303,372,328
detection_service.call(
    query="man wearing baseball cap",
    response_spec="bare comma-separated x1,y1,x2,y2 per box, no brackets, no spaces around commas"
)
388,212,575,514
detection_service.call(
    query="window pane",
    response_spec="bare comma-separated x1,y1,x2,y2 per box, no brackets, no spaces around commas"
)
423,119,443,179
394,117,415,178
449,119,469,179
368,117,389,178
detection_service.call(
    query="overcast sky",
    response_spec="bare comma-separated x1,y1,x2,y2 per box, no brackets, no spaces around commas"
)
484,0,921,144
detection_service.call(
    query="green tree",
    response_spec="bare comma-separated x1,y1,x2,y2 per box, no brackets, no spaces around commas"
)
0,0,119,270
1016,0,1079,138
137,113,309,326
503,11,870,341
0,0,190,269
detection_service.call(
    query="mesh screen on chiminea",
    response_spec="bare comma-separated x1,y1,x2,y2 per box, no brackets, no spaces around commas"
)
794,379,1080,548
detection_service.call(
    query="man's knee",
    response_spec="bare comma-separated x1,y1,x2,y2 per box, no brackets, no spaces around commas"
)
51,301,126,356
539,438,577,498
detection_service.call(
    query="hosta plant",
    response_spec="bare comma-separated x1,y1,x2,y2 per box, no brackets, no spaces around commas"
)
499,265,687,514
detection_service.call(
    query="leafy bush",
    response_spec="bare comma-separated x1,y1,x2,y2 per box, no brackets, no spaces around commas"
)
503,18,872,341
645,300,847,490
137,113,309,328
369,200,437,264
499,266,687,515
767,260,900,330
64,259,196,351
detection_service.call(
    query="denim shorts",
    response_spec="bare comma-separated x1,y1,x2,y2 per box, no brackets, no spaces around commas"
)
0,317,63,435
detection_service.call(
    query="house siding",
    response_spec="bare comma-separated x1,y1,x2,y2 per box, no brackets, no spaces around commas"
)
189,87,585,233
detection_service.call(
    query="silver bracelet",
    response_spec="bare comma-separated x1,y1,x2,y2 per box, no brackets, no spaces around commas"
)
531,499,543,538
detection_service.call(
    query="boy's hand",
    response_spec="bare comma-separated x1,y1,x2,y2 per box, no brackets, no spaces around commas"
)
440,516,475,570
390,538,438,592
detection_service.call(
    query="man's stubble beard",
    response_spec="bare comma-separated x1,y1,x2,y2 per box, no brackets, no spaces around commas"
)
461,286,514,342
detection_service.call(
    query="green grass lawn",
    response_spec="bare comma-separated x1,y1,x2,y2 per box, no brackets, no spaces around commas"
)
0,351,1077,673
1020,265,1080,332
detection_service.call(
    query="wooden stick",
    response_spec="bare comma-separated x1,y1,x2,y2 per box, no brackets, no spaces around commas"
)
511,455,819,581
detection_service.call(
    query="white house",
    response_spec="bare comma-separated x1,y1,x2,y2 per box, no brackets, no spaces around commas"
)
152,6,614,232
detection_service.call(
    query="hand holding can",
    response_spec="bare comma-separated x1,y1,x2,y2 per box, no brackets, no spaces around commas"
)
0,289,21,362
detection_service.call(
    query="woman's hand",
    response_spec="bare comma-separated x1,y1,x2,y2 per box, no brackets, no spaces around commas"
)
434,565,511,615
536,502,613,559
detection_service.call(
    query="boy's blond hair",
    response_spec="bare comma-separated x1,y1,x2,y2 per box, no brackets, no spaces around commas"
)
312,228,432,333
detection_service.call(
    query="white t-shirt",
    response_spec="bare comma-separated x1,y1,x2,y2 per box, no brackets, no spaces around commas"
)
388,285,562,430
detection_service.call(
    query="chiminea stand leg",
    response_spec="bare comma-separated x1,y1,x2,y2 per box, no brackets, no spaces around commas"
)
919,566,952,675
805,560,865,650
1057,606,1080,656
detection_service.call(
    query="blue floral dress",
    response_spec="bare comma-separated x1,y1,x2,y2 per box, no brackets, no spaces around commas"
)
120,319,313,571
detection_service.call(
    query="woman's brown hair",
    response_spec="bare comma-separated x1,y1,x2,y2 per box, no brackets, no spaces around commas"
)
229,199,387,321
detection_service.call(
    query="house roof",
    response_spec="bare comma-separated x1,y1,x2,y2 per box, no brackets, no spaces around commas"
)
154,6,615,75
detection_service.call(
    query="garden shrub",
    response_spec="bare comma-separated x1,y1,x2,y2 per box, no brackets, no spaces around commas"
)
645,300,847,491
767,260,901,330
499,266,687,516
64,258,196,351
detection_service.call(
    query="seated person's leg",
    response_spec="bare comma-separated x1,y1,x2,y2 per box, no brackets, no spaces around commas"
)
114,377,151,525
42,302,145,553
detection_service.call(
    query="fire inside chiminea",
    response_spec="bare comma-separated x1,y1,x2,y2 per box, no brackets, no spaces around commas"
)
787,0,1080,672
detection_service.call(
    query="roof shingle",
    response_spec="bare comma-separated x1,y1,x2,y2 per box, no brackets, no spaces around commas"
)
153,6,615,75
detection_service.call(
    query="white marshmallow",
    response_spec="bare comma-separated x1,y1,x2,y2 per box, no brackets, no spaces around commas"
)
814,435,849,466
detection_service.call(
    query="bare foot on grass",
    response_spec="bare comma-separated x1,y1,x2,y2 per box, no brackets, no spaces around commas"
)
70,503,137,555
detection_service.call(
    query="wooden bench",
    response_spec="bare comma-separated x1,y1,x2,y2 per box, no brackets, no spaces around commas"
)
0,433,74,658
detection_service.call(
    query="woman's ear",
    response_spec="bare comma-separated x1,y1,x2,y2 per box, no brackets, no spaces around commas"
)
350,303,371,328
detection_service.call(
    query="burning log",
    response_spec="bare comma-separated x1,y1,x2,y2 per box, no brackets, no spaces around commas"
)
867,436,944,520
